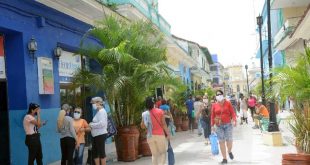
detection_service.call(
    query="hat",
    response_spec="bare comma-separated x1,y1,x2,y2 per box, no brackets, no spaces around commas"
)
29,103,40,110
91,97,104,103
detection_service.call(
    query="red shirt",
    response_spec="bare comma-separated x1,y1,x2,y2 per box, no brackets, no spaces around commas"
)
211,100,236,126
149,108,164,135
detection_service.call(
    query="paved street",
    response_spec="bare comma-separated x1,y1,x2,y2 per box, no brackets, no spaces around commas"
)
109,112,295,165
49,112,295,165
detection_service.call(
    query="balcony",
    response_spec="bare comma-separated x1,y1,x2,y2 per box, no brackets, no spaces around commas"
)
98,0,171,36
271,0,309,9
273,17,300,50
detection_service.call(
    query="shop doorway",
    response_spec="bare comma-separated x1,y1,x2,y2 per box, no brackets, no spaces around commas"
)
0,81,10,164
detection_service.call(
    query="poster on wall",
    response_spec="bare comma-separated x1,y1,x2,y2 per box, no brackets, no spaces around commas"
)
58,51,81,83
38,57,54,94
0,35,6,79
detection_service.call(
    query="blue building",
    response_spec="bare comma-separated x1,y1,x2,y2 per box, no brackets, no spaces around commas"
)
0,0,100,164
210,54,224,87
255,0,286,76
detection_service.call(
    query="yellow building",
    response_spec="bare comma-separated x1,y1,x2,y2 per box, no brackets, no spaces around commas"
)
224,65,247,96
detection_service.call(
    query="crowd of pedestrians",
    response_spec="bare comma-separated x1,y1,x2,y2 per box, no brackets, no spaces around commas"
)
22,90,276,165
23,97,108,165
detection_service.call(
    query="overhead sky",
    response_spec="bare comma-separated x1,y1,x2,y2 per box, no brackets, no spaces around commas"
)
158,0,265,67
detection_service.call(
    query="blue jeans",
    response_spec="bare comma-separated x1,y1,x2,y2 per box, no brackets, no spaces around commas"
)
74,143,85,165
200,118,211,139
215,123,233,141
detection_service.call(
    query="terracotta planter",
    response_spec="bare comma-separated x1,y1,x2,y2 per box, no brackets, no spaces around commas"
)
174,116,183,132
115,126,140,162
139,138,152,157
181,119,189,131
282,153,310,165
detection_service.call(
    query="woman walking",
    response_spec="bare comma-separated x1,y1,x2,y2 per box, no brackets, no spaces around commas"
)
211,90,237,164
23,103,43,165
73,107,91,165
89,97,108,165
57,104,77,165
194,96,204,136
200,95,212,145
239,94,248,124
141,97,171,165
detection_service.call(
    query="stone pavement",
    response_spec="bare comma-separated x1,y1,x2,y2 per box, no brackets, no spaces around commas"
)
50,111,295,165
109,111,296,165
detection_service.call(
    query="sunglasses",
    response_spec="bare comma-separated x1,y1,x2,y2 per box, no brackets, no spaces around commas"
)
216,94,222,96
74,111,81,114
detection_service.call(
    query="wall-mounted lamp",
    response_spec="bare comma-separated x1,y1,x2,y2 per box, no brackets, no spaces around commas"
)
28,37,37,63
54,44,62,59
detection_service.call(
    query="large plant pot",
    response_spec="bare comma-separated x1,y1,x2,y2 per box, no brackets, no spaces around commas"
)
282,153,310,165
139,138,152,157
115,126,140,162
174,116,183,132
181,119,189,131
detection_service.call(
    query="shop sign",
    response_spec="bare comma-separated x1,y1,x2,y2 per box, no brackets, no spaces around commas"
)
0,36,6,79
58,51,81,83
38,57,54,94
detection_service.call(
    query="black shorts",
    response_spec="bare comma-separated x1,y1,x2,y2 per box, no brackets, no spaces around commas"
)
92,134,107,159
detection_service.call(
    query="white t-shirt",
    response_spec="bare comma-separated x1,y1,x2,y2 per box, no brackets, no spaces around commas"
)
23,114,38,135
90,108,108,137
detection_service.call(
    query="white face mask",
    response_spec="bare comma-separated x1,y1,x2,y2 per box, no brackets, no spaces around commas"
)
216,95,224,102
73,113,81,119
92,104,97,110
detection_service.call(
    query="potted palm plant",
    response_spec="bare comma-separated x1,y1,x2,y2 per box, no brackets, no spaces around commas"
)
74,16,174,161
273,48,310,162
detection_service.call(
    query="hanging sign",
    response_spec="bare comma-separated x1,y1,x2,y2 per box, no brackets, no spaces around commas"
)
58,51,81,83
38,57,54,94
0,36,6,79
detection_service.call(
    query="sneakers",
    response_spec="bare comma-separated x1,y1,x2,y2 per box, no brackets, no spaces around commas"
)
221,159,228,164
229,152,234,160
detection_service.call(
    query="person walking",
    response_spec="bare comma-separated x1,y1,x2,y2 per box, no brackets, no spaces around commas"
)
89,97,108,165
159,99,175,136
185,95,194,132
23,103,44,165
57,104,78,165
247,94,257,121
194,96,204,136
211,90,237,164
239,94,248,125
141,97,171,165
200,95,212,145
73,107,91,165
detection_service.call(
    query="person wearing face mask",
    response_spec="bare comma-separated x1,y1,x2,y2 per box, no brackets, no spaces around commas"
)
23,103,44,165
211,90,237,164
89,97,108,165
72,107,90,165
57,104,78,165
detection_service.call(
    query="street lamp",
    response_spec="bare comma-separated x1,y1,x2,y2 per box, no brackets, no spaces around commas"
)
245,64,250,96
267,0,279,132
256,15,266,106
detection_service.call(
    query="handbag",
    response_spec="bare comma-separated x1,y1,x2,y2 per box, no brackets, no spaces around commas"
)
214,106,224,125
167,140,175,165
107,115,117,138
209,133,219,155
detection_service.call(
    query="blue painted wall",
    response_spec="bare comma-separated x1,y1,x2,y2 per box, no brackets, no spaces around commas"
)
0,0,99,164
